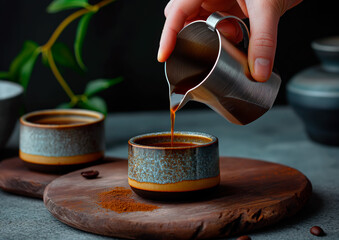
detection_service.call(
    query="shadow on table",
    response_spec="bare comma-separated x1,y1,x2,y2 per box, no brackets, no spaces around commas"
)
0,147,18,161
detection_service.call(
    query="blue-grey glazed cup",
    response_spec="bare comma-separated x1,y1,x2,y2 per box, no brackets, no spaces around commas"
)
0,80,23,149
128,131,219,200
287,36,339,145
19,109,105,172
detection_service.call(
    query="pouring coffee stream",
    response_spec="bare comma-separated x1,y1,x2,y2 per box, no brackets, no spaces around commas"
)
167,12,281,145
169,70,211,146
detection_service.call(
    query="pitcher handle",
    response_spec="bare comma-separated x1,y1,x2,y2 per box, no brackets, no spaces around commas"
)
206,12,250,49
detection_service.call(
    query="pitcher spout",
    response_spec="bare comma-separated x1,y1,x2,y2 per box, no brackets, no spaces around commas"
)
169,92,191,112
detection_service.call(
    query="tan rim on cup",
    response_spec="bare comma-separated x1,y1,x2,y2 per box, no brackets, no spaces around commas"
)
128,131,220,193
19,109,105,166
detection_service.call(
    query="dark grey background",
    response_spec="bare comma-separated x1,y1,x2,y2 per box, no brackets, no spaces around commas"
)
0,0,338,112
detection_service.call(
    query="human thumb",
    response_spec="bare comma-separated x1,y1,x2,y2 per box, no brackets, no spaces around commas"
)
246,0,281,82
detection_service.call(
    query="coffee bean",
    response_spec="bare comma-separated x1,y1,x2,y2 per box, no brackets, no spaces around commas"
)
236,236,251,240
310,226,325,236
81,170,99,179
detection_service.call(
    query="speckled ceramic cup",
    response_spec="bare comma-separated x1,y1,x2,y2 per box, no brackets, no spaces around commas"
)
19,109,105,173
0,80,23,149
128,131,220,200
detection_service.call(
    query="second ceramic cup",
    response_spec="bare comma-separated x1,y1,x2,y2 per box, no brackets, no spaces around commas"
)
20,109,105,173
128,131,220,201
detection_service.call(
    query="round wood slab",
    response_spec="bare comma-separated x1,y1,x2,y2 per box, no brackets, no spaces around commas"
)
44,157,312,239
0,157,124,199
0,157,60,198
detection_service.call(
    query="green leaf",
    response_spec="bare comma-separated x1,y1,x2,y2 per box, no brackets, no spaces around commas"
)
9,41,39,82
79,96,107,114
47,0,89,13
52,42,81,72
74,12,94,70
0,71,10,79
20,48,40,89
84,77,123,97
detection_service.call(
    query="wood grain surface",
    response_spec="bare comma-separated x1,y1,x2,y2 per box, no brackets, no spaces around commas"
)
43,157,312,239
0,157,60,198
0,157,123,199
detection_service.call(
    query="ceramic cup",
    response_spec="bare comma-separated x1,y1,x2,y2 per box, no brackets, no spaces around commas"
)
128,131,220,200
0,80,23,149
19,109,105,172
287,36,339,145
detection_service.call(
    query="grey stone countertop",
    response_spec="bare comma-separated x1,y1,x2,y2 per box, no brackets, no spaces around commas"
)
0,106,338,240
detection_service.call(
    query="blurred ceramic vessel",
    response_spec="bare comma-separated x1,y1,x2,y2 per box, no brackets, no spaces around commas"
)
0,80,23,149
287,36,339,145
20,109,105,172
128,131,220,201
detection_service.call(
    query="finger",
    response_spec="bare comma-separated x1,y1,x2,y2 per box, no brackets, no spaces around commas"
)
246,0,280,82
183,7,210,25
184,7,246,43
217,19,241,43
287,0,303,10
236,0,249,17
225,2,247,18
201,0,237,12
200,0,246,18
214,9,245,43
201,4,246,43
158,0,204,62
164,0,174,17
219,3,247,43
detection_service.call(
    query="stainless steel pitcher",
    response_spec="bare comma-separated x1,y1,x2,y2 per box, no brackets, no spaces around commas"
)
165,12,281,125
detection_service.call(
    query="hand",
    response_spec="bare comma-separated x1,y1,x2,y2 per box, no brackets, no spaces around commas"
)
158,0,302,82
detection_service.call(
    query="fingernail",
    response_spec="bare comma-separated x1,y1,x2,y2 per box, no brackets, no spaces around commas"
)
157,49,163,62
157,37,165,62
254,58,271,81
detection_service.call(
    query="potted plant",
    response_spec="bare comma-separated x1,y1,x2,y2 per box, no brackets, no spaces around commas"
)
0,0,122,115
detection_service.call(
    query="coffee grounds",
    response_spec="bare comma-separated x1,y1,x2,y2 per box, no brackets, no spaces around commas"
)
97,187,158,213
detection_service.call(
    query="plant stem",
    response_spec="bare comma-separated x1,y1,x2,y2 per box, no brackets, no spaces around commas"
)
42,9,88,50
46,50,75,100
40,0,116,102
96,0,115,8
42,0,115,50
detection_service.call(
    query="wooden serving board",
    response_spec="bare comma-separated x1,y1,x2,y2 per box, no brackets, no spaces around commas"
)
0,157,60,198
44,157,312,239
0,157,123,199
